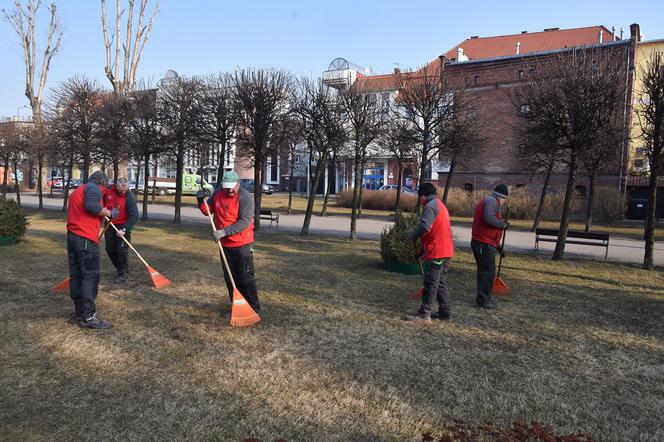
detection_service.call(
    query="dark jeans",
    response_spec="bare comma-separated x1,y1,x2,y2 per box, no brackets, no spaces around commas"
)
67,231,101,320
418,258,451,317
471,239,496,306
105,226,131,275
220,243,260,312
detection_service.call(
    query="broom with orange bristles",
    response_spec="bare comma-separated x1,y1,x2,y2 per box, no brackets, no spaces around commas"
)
51,222,110,292
201,198,261,327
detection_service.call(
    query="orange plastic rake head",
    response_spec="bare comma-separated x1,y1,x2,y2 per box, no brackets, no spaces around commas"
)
230,288,261,327
51,277,70,292
411,286,424,300
491,276,512,297
147,265,172,289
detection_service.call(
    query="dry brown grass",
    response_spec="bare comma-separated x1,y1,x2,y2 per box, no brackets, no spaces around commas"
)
1,210,663,441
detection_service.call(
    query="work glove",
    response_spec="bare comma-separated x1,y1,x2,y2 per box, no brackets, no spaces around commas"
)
110,207,120,220
196,190,207,199
116,228,126,239
503,221,511,230
212,229,227,241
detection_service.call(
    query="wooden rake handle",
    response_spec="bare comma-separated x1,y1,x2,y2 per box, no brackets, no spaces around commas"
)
496,206,509,278
201,199,238,290
104,217,150,269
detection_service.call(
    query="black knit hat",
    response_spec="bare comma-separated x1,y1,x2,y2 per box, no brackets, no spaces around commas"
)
418,182,437,197
493,184,509,199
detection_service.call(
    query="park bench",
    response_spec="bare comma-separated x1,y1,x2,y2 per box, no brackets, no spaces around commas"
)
259,209,279,228
535,228,610,259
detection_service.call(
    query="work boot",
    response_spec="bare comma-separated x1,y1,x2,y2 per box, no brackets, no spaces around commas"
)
432,311,452,320
79,313,112,329
114,272,128,284
477,299,498,310
404,312,432,322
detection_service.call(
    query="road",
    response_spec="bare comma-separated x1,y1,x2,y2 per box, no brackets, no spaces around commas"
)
14,193,664,266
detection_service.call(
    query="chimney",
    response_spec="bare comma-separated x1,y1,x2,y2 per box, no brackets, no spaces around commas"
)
620,27,624,40
630,23,640,42
393,67,400,75
612,26,616,41
516,41,521,54
457,47,463,59
598,29,603,43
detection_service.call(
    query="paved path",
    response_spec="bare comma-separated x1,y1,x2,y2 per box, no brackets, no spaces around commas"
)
14,193,664,266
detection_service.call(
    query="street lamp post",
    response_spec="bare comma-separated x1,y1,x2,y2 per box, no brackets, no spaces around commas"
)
16,105,29,121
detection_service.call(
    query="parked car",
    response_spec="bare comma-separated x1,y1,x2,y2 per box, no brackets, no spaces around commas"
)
238,179,274,195
379,185,415,193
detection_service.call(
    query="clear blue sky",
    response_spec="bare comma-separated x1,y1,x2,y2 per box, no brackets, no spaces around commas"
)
1,0,662,118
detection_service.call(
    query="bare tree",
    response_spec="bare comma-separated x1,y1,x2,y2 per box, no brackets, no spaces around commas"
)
96,94,130,181
231,68,292,231
101,0,159,95
0,123,26,204
377,118,415,221
198,73,236,183
293,78,346,235
339,82,385,240
4,0,63,125
270,115,301,214
157,74,202,224
25,122,52,208
515,47,628,261
393,65,462,193
126,88,163,220
635,50,664,270
50,77,104,183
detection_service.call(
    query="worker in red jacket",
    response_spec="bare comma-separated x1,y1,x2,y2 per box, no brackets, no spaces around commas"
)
405,182,455,322
471,184,510,309
197,170,260,316
66,171,117,329
103,177,139,283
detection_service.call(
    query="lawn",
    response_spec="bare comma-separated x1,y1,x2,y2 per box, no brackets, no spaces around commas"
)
1,210,663,441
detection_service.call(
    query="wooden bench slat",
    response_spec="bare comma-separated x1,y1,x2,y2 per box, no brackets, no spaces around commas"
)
535,228,609,259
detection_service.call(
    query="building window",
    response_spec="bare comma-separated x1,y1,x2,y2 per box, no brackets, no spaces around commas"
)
520,104,531,114
464,183,473,192
575,185,587,197
518,70,524,80
634,159,646,169
474,75,480,85
635,147,647,156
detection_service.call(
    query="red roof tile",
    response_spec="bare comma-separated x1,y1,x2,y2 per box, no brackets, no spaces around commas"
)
443,26,616,61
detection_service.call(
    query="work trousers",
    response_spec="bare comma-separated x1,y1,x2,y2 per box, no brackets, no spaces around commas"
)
105,226,131,276
220,243,260,312
471,239,496,306
418,258,451,316
67,231,101,320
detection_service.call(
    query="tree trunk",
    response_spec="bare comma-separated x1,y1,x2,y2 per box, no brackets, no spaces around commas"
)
302,156,327,235
553,153,577,261
62,161,74,212
82,148,91,183
349,144,361,241
532,160,554,232
321,158,332,217
174,138,184,224
2,156,9,197
395,162,403,222
287,149,294,215
13,160,21,207
216,138,227,186
37,158,43,209
135,157,142,192
142,153,150,220
643,149,660,270
584,174,595,232
253,158,263,231
357,156,366,218
113,158,120,183
442,158,457,204
151,161,158,204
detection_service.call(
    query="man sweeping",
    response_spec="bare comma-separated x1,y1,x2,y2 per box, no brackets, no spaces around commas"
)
197,170,261,317
66,171,117,329
405,182,454,322
103,177,138,283
471,184,510,310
